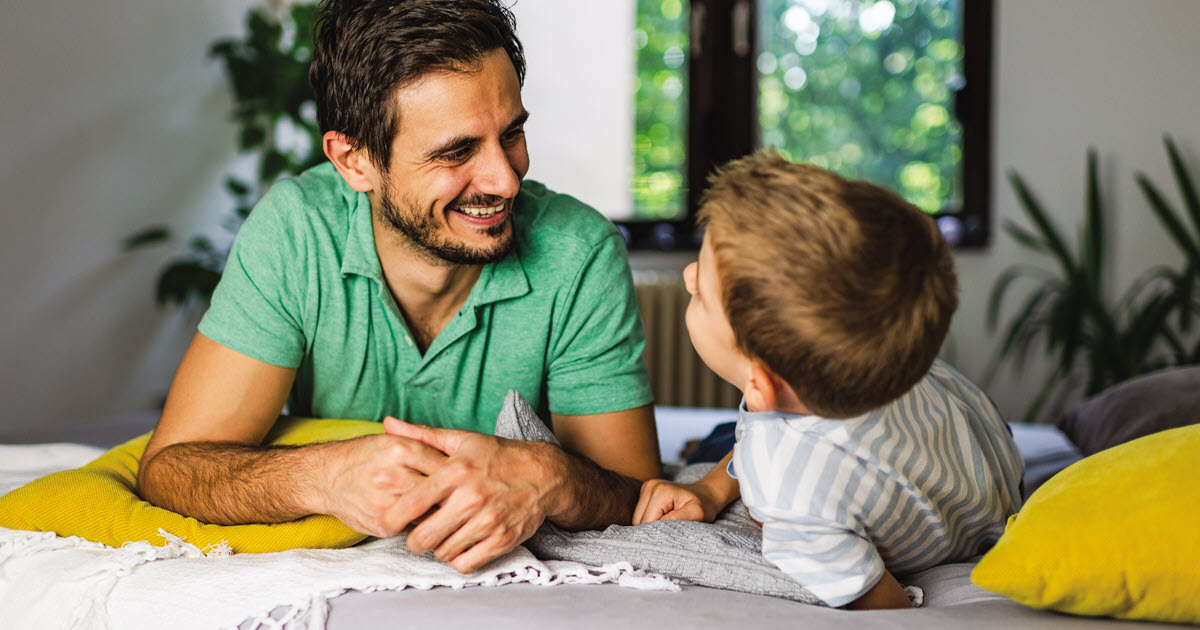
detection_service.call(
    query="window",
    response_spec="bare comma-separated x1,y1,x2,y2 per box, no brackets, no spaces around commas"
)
621,0,992,249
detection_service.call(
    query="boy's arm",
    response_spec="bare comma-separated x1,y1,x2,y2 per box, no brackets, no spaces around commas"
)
842,569,913,610
633,450,741,524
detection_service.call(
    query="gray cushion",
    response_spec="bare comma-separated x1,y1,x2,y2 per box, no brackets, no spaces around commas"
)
1055,366,1200,456
492,391,822,605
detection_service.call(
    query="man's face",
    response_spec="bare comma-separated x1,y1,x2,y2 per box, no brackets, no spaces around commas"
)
684,231,751,389
372,48,530,265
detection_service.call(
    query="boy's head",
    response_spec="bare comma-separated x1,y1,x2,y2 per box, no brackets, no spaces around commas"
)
688,150,958,418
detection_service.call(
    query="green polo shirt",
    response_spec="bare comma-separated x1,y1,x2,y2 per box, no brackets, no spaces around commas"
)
197,163,652,434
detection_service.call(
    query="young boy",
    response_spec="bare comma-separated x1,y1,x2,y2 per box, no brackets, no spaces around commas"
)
634,151,1024,610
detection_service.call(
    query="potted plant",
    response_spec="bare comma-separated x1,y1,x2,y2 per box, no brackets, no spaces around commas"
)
986,137,1200,421
124,2,322,308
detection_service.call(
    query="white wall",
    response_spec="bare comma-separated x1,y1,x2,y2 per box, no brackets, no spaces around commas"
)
952,0,1200,421
0,0,249,436
1,0,1199,436
510,1,636,218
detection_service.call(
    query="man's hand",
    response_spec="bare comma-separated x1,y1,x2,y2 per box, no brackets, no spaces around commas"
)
138,430,451,530
314,433,452,539
633,479,725,525
382,418,554,573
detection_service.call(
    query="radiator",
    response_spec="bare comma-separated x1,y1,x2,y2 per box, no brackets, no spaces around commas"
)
634,273,742,409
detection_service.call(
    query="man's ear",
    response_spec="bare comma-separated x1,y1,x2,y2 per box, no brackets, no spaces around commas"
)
744,361,780,413
323,131,377,193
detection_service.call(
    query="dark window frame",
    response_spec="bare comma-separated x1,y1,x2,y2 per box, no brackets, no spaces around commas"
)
618,0,994,250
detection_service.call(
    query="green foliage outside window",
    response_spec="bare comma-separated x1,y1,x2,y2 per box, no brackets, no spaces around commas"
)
633,0,690,220
629,0,966,219
758,0,963,214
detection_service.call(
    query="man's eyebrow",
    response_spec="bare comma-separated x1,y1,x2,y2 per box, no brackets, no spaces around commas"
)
422,109,531,161
504,109,530,133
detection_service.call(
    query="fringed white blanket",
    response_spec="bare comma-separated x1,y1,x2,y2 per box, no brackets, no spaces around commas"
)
0,444,677,630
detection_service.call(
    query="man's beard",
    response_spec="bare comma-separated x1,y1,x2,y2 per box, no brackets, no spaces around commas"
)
376,185,515,266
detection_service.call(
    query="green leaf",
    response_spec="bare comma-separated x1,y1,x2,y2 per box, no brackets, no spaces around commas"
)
1001,220,1048,254
996,285,1053,362
986,266,1040,331
260,150,289,184
240,125,268,150
123,226,172,250
1137,173,1200,259
1082,149,1105,298
155,260,222,306
1008,171,1078,277
225,177,252,197
1164,134,1200,239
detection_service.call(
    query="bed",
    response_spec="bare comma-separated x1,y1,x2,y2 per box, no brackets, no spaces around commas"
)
2,368,1197,630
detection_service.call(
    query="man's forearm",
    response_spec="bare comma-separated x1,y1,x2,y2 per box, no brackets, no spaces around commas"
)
137,441,323,525
538,443,644,530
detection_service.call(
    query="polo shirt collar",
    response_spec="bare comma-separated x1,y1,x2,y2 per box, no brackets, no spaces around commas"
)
341,189,383,281
340,189,530,306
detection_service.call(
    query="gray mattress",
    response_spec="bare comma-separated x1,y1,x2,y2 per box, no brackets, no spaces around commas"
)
323,566,1154,630
8,409,1144,630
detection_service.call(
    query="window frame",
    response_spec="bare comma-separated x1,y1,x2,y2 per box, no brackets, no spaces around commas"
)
618,0,994,250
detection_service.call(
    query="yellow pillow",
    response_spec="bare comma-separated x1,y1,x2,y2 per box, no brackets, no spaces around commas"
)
972,424,1200,624
0,417,383,553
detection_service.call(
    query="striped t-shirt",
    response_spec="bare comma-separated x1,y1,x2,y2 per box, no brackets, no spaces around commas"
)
730,360,1024,607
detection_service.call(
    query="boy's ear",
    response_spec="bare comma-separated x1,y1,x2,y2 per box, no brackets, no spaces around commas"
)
744,361,780,413
323,131,377,193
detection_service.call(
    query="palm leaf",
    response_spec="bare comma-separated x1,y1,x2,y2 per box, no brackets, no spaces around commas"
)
123,226,172,251
985,265,1054,331
996,286,1055,361
1007,172,1078,277
1164,135,1200,239
1082,149,1105,297
1002,220,1050,255
1048,293,1083,372
1137,174,1200,258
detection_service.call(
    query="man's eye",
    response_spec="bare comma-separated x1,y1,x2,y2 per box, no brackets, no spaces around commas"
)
502,128,525,146
441,149,472,163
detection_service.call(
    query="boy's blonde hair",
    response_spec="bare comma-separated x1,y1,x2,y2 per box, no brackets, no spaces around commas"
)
698,150,958,418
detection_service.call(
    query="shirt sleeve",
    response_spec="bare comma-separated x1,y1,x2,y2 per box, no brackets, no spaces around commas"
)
544,230,653,416
758,512,885,608
197,180,309,368
734,420,885,608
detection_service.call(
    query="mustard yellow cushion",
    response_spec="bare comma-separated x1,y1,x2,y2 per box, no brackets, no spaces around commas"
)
0,417,383,553
972,424,1200,624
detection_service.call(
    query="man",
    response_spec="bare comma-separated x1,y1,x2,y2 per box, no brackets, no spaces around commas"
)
137,0,660,574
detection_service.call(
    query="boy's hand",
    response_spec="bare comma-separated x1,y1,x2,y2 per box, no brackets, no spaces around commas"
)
633,479,724,524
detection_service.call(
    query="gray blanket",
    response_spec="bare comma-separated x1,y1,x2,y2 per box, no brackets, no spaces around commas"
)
493,391,823,605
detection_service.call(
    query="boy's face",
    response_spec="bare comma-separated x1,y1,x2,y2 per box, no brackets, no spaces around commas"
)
684,231,751,389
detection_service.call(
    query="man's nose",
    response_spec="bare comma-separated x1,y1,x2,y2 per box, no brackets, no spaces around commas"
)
475,143,522,199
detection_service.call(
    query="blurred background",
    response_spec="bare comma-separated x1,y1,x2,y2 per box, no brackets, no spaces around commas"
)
1,0,1198,439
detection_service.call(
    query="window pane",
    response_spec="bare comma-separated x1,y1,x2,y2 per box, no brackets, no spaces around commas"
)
758,0,963,214
633,0,690,220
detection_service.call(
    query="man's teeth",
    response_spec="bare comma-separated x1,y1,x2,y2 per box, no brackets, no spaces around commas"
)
458,204,504,218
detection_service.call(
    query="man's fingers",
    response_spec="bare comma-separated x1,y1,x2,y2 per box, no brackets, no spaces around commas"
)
447,536,510,574
404,502,471,556
382,476,454,537
368,433,447,478
383,417,465,456
429,516,489,564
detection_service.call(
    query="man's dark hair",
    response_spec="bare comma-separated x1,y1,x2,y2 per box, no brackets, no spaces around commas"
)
309,0,526,171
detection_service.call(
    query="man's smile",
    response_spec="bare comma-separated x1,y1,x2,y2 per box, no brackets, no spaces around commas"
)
454,202,505,219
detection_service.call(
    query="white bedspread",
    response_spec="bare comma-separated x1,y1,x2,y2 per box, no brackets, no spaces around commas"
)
0,444,676,630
